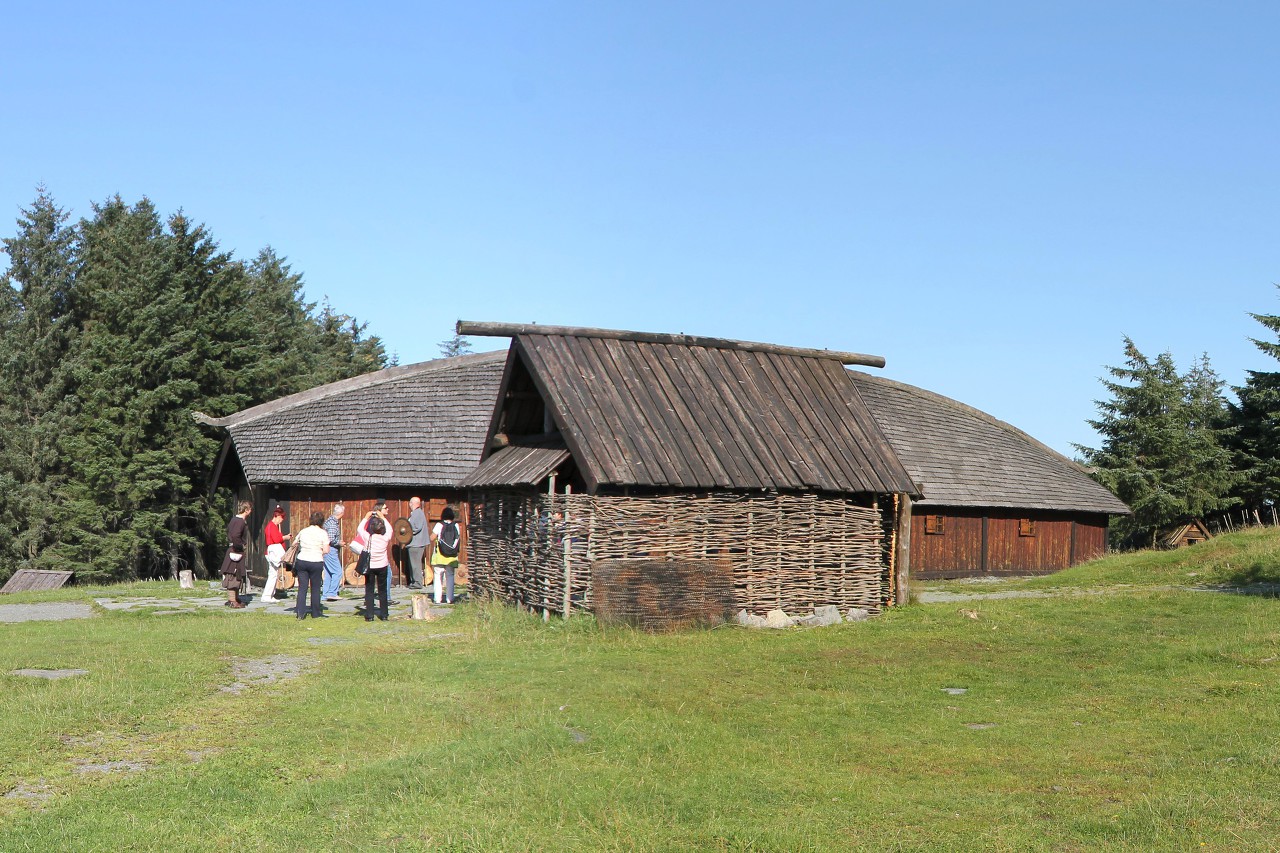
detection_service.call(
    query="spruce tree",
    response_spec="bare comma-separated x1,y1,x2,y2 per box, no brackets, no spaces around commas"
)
0,190,392,581
439,325,473,358
1077,338,1238,546
1230,285,1280,510
0,189,79,573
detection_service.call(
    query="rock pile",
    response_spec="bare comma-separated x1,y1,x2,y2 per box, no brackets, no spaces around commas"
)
735,604,872,629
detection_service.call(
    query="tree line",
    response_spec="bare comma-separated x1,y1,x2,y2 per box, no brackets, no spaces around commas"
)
1077,287,1280,547
0,189,388,583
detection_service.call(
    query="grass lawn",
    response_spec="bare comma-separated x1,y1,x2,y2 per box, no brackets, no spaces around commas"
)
2,530,1279,851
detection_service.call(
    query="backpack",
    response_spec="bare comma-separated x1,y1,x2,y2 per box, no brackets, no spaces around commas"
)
437,521,461,558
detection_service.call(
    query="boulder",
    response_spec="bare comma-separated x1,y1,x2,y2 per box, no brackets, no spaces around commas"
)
812,605,842,626
736,609,768,629
764,609,794,629
845,608,871,622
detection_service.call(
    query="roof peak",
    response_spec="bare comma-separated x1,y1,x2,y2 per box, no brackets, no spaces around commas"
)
193,349,507,428
456,320,886,368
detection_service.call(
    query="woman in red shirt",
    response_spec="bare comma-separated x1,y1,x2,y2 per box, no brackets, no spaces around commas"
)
261,506,291,603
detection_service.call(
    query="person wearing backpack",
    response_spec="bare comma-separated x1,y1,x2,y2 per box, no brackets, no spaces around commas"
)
429,506,462,604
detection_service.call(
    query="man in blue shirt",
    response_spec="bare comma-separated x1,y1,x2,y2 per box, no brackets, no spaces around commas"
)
322,503,345,601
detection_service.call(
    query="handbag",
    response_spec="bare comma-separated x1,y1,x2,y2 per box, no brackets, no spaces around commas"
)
280,537,301,570
355,547,371,576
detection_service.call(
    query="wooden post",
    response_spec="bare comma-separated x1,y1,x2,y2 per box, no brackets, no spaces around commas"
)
894,493,913,606
179,570,194,589
544,474,555,622
562,484,572,618
411,594,435,620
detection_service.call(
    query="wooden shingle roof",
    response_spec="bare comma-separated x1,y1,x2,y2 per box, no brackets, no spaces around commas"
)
464,445,572,488
197,351,506,488
847,370,1130,515
509,331,919,495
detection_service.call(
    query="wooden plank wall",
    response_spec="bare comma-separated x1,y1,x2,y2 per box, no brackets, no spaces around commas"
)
1071,516,1109,563
913,509,1111,579
912,508,984,574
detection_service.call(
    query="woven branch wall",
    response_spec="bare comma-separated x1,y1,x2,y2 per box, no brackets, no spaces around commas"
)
467,490,891,617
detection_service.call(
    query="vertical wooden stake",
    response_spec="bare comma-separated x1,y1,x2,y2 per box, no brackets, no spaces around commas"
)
562,484,572,618
894,493,913,606
544,474,555,622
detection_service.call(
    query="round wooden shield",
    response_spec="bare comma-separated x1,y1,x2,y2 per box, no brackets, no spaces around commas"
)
343,561,366,587
277,566,296,590
393,517,413,546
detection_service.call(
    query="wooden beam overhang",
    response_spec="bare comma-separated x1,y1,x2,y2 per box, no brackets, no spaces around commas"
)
458,320,887,368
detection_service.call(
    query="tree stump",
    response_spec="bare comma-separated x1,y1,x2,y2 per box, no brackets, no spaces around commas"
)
178,570,194,589
411,595,435,621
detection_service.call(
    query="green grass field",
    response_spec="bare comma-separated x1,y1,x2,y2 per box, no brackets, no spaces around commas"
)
2,528,1279,851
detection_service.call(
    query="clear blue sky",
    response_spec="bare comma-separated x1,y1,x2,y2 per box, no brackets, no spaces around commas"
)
3,2,1277,458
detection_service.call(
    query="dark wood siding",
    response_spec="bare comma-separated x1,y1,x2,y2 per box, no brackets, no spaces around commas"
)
913,508,1109,579
1071,515,1109,563
985,513,1072,574
912,508,984,575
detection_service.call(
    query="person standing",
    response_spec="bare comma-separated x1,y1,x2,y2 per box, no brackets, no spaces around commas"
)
260,505,292,603
363,515,393,621
406,496,428,590
220,501,253,609
293,511,331,620
322,503,345,601
429,506,462,605
352,500,393,586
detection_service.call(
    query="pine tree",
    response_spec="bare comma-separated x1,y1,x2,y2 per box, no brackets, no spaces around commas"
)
1230,285,1280,510
0,190,393,581
313,298,388,382
0,189,79,575
439,325,473,358
49,199,262,579
1077,338,1238,546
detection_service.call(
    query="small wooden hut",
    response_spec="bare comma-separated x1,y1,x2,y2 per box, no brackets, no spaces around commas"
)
1159,519,1212,549
847,371,1130,578
456,322,922,619
195,351,506,585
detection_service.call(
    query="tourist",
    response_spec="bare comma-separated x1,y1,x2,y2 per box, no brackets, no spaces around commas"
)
220,500,252,609
322,503,345,601
260,505,291,603
406,496,428,590
429,506,462,604
351,500,393,586
363,515,393,621
292,511,330,620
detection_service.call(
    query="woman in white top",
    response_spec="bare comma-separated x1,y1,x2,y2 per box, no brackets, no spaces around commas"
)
293,511,331,620
363,515,393,621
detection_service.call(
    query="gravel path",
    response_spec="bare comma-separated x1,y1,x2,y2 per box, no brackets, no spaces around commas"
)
0,602,96,623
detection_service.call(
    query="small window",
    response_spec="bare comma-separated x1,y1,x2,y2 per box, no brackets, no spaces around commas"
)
924,515,945,535
1018,518,1036,537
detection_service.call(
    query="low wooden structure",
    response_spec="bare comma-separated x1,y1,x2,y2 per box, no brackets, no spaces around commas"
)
848,371,1130,578
195,352,506,586
0,570,73,594
1159,519,1212,549
459,322,921,616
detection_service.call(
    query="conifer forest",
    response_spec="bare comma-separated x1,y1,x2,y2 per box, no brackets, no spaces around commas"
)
0,190,387,582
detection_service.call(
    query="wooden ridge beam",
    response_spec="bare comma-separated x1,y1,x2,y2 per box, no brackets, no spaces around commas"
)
457,320,887,368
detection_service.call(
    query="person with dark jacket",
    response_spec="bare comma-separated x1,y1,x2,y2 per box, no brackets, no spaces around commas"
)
220,501,253,609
